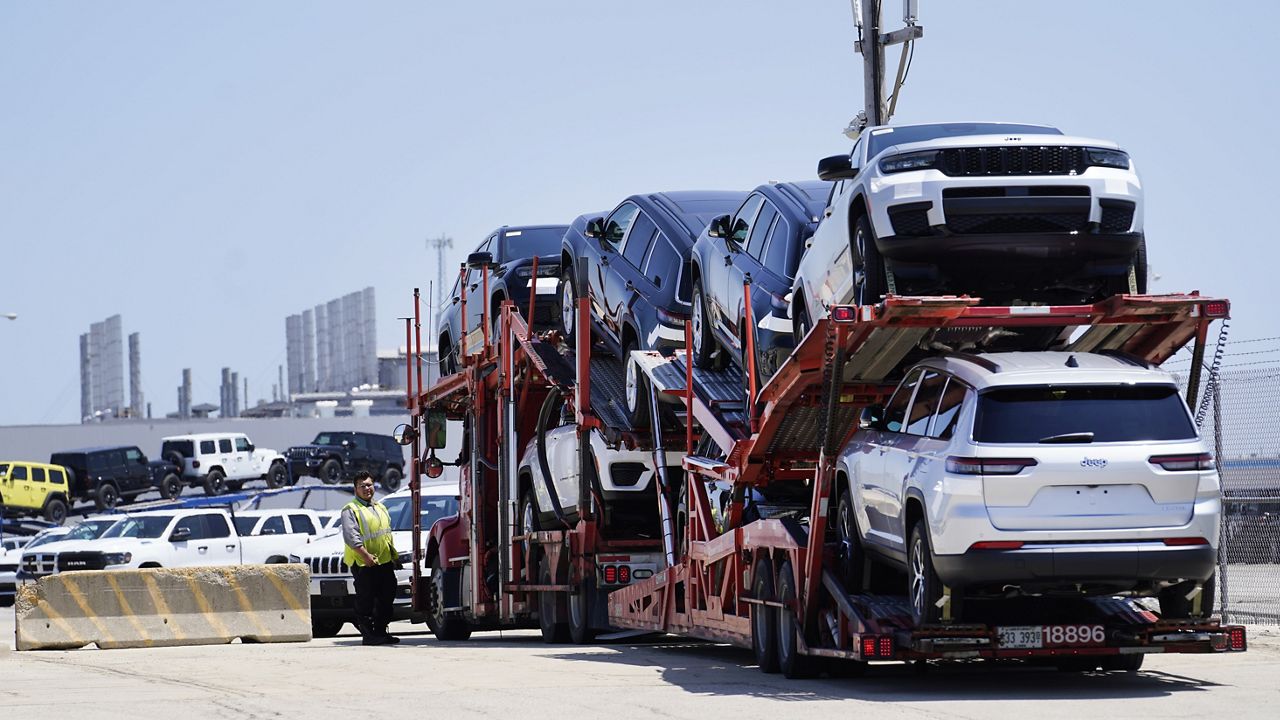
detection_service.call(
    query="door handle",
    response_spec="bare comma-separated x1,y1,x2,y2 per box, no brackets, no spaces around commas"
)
601,256,610,266
724,255,732,266
198,545,209,552
225,544,236,551
625,280,635,293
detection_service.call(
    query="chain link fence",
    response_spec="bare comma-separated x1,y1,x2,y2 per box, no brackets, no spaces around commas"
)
1174,341,1280,624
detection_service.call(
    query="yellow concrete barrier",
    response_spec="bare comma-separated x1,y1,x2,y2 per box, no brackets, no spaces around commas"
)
15,564,312,650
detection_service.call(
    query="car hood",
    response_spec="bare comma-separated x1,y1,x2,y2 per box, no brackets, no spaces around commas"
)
23,537,119,555
288,528,421,557
876,133,1122,158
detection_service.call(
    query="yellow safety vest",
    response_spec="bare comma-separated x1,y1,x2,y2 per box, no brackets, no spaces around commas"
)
343,499,395,568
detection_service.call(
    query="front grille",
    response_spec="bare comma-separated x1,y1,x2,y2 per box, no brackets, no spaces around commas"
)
943,186,1090,198
938,146,1088,177
22,553,57,575
58,552,109,572
306,556,349,576
1099,200,1136,232
947,212,1090,235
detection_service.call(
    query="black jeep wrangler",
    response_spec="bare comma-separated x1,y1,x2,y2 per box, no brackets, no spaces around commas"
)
285,432,405,492
48,446,183,510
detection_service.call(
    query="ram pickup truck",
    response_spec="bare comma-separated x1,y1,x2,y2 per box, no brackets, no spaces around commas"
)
288,483,459,637
42,508,315,573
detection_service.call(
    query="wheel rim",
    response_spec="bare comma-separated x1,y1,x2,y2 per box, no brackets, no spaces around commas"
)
522,501,535,563
692,288,705,357
625,354,639,412
855,225,870,306
909,536,926,617
839,496,854,549
561,280,574,335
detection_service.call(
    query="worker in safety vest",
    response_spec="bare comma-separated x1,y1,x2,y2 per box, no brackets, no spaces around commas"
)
341,471,401,645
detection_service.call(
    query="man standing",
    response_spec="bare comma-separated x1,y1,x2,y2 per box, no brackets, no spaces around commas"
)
341,471,401,645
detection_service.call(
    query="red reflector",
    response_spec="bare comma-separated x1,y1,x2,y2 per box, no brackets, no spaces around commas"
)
618,565,631,584
1162,537,1209,546
192,460,200,469
878,636,893,658
603,565,617,584
830,306,856,322
861,637,877,658
946,456,1037,475
1229,626,1247,651
1149,453,1214,471
1204,300,1229,318
969,541,1025,550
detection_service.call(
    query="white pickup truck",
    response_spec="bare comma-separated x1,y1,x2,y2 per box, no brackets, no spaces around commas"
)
288,483,460,637
45,508,319,573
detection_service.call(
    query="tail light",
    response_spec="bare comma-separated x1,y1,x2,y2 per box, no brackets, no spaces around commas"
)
1228,626,1247,651
946,457,1038,475
1162,537,1209,546
603,565,617,584
830,306,857,322
1203,300,1229,318
655,307,689,326
192,461,200,469
860,634,895,659
618,565,631,584
969,541,1025,550
1149,453,1214,471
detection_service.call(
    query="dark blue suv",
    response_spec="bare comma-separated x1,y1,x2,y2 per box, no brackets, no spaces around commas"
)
558,190,747,425
689,181,831,383
437,224,568,374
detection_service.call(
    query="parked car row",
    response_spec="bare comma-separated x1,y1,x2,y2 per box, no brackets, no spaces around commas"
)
1,429,406,525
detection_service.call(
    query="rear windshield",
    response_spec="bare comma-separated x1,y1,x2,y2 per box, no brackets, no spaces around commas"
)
974,385,1197,444
868,122,1063,158
48,453,84,472
499,227,564,261
161,440,194,458
102,515,174,539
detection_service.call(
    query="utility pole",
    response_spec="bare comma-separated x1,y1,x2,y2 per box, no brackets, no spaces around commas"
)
849,0,923,137
427,235,454,312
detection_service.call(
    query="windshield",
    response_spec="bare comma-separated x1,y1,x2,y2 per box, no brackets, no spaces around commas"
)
868,122,1062,158
974,385,1197,444
0,463,8,476
312,433,346,446
383,495,460,532
499,227,564,262
26,530,69,548
102,515,174,539
64,519,118,541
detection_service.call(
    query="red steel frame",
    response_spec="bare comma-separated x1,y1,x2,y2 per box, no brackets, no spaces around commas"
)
610,291,1247,664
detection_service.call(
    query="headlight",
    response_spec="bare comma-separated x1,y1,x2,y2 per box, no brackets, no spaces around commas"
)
1086,147,1130,169
103,552,132,566
879,150,939,174
516,264,560,279
288,554,301,563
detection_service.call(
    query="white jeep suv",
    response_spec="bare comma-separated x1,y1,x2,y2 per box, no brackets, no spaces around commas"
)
161,433,288,495
793,121,1144,333
835,351,1219,624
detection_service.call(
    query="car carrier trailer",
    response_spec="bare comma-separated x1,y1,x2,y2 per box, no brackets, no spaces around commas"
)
605,291,1247,676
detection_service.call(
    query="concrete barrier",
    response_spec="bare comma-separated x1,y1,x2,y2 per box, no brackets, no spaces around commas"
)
15,564,312,650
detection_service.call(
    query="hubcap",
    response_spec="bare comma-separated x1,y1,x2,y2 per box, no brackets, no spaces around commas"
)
692,292,704,356
561,281,574,334
910,537,925,616
625,355,638,412
522,502,535,563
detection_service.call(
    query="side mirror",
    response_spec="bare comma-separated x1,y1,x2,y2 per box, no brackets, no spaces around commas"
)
169,527,192,542
341,439,351,447
859,403,885,430
426,409,447,449
423,455,444,479
583,217,606,239
817,154,859,181
392,423,418,447
467,251,494,269
707,214,732,240
246,444,254,453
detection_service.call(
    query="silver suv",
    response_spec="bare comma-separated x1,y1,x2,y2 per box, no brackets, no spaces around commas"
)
835,351,1220,624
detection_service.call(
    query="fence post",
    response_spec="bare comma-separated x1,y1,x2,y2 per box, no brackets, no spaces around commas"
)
1213,380,1229,623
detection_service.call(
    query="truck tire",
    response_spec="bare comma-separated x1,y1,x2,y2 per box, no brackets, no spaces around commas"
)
907,521,944,625
43,497,68,525
568,576,596,645
159,473,183,500
203,469,227,496
691,279,720,369
1158,575,1216,620
265,462,287,489
775,558,817,679
538,552,570,644
380,467,402,493
520,492,539,581
622,337,649,430
1100,654,1144,672
164,451,185,469
319,459,342,485
558,269,576,342
751,557,779,673
853,213,887,306
428,555,472,641
836,490,866,592
95,483,120,511
311,618,344,638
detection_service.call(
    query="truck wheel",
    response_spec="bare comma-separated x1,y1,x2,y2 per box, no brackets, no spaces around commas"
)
568,576,596,645
751,557,779,673
160,473,183,500
907,521,944,625
853,213,887,305
319,459,342,485
520,492,539,581
43,497,68,525
203,469,227,496
775,558,817,679
1100,654,1144,672
164,451,185,469
311,618,344,638
429,555,472,641
691,279,721,369
791,296,811,348
622,338,650,430
836,490,866,592
95,483,120,510
380,467,402,493
538,551,570,644
1158,575,1216,620
558,269,576,342
265,462,287,489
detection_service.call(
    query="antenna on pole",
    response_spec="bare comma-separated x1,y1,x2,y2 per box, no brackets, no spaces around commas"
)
847,0,923,139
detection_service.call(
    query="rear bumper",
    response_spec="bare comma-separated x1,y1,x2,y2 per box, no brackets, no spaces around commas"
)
933,542,1216,590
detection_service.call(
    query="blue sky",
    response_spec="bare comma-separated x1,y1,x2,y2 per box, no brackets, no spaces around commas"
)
2,1,1277,426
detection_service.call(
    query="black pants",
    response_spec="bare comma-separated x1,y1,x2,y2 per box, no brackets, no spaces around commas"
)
351,562,397,637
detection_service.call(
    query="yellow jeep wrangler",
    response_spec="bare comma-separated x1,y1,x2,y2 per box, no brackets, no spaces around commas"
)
0,461,71,524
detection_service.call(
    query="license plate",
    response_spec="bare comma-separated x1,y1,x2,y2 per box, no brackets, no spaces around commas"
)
998,624,1106,649
320,580,348,597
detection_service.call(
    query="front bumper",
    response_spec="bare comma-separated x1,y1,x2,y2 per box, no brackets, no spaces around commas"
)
933,541,1216,591
308,574,415,619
